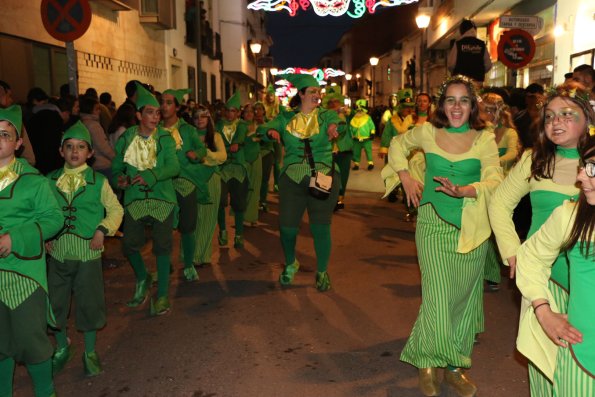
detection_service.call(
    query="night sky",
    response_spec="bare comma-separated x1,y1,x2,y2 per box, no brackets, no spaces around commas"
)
265,10,355,68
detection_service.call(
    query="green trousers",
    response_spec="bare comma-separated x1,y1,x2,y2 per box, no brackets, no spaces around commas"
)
352,139,373,164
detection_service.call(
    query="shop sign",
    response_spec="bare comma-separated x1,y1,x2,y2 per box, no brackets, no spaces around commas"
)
499,15,543,36
41,0,92,42
497,29,536,69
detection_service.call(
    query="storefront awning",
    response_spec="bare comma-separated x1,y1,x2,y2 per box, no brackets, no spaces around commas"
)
221,71,264,89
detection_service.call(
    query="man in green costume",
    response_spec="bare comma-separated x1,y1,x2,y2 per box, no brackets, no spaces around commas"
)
350,99,376,171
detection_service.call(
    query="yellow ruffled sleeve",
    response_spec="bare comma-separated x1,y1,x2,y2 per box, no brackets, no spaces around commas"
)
458,131,503,253
98,179,124,236
515,201,576,381
488,150,532,264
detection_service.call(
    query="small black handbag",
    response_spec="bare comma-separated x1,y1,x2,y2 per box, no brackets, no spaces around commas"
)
304,139,333,200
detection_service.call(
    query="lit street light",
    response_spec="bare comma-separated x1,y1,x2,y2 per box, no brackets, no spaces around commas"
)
369,56,379,108
416,7,432,93
250,41,262,100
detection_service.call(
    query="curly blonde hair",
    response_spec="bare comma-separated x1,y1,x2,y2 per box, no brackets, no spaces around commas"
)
481,92,516,129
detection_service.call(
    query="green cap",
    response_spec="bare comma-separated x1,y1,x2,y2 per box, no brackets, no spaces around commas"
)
397,88,415,107
0,105,22,136
355,98,368,110
226,91,242,110
62,120,92,147
278,74,319,90
163,88,192,104
321,86,345,108
266,84,275,94
135,82,159,110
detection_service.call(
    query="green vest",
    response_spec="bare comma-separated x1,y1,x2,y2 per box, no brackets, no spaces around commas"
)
0,159,63,291
47,167,105,239
216,118,248,168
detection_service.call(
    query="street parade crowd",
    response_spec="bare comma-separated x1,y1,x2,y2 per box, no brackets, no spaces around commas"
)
1,39,595,397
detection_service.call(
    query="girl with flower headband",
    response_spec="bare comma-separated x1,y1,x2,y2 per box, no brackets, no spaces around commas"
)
489,84,595,396
385,75,503,397
191,106,227,267
516,136,595,396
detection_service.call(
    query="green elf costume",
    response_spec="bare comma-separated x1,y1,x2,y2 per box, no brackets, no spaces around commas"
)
380,88,416,156
192,108,227,265
111,83,180,316
243,106,263,225
517,200,595,397
263,84,282,193
0,105,63,397
380,92,399,133
322,86,352,209
257,74,341,292
350,99,375,171
257,101,275,212
215,91,250,248
46,121,123,377
160,88,207,281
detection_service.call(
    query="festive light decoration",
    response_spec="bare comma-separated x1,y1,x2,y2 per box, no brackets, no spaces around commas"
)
247,0,419,18
271,67,345,84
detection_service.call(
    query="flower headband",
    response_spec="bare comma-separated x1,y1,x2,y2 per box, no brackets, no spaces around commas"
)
543,85,595,137
438,75,477,98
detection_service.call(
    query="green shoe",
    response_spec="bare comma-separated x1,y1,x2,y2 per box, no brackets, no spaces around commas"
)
234,235,244,248
52,343,74,375
183,266,199,281
82,351,103,377
126,274,152,307
218,230,228,246
315,271,331,292
150,296,171,316
279,260,300,286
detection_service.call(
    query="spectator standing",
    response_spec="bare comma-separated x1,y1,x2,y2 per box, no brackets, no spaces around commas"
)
79,95,115,178
448,19,492,85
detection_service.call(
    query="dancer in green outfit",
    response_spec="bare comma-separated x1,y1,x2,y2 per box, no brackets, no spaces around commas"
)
215,91,250,248
385,76,503,397
255,101,275,212
379,88,416,158
489,84,592,397
160,88,207,281
111,83,180,316
241,104,263,226
258,74,341,292
0,105,63,397
47,122,123,377
191,106,227,266
516,136,595,396
350,99,375,171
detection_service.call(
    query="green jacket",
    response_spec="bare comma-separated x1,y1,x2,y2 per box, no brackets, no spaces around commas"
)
0,158,62,292
111,126,180,207
258,107,341,174
215,119,249,170
334,112,353,152
349,112,375,141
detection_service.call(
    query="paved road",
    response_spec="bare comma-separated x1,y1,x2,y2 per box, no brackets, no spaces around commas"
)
14,142,529,397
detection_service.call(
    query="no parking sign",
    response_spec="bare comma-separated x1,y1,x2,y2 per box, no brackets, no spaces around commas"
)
41,0,92,42
497,29,536,69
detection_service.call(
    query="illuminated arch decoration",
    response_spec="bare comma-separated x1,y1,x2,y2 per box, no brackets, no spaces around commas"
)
271,67,345,84
247,0,419,18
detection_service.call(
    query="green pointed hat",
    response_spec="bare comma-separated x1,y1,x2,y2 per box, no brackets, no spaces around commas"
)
0,105,22,136
266,84,275,94
321,86,345,108
356,98,368,109
135,82,159,110
163,88,192,104
278,74,319,90
226,91,242,110
397,88,415,107
62,120,92,147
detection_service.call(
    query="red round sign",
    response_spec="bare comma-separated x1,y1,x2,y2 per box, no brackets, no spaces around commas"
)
497,29,536,69
41,0,92,42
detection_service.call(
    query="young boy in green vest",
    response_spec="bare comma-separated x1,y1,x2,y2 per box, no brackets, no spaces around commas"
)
160,88,206,280
0,105,63,397
46,121,123,377
111,83,180,315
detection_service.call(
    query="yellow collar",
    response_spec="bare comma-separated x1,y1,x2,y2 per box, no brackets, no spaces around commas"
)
286,109,320,139
0,158,18,192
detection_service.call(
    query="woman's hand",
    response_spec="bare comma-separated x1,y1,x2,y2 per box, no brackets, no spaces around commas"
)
398,171,423,208
0,234,12,258
535,304,583,347
90,230,105,250
186,150,198,161
327,124,338,140
267,129,281,143
507,256,516,279
229,143,239,153
434,177,477,198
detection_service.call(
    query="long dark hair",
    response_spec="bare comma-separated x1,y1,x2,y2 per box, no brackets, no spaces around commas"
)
413,92,432,124
194,105,216,151
530,84,595,180
561,139,595,257
431,76,486,131
108,103,136,135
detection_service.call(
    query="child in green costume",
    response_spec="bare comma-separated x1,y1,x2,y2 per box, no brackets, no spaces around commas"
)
258,74,341,292
46,121,123,377
350,99,375,171
215,91,250,248
160,89,207,281
0,105,63,397
111,83,180,316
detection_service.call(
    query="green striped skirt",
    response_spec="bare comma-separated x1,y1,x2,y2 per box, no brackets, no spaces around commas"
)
400,204,487,369
193,173,221,264
553,344,595,396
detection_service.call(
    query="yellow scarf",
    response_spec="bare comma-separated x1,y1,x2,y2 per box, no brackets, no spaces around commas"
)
163,120,183,150
56,164,88,194
350,112,369,128
286,109,320,139
222,120,238,142
123,132,158,171
0,158,18,192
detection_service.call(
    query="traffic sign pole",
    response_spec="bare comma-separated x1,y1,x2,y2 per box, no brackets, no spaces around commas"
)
66,41,78,96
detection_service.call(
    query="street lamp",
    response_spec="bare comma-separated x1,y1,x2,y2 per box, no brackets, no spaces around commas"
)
416,7,432,92
369,57,379,108
250,41,262,100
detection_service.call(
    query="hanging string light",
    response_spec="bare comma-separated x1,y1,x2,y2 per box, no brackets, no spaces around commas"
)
247,0,419,18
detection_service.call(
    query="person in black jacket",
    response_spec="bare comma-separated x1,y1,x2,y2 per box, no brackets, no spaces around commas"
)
448,19,492,85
